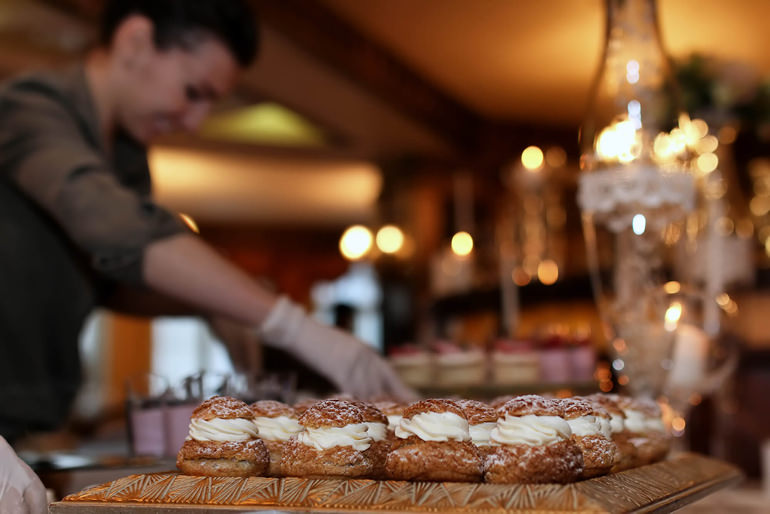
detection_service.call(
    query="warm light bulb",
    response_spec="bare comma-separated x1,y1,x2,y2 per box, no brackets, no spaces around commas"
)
664,301,683,331
451,231,473,256
695,135,719,155
690,118,709,139
696,153,719,174
537,259,559,285
339,225,373,260
521,146,544,171
375,225,404,254
664,281,680,294
596,119,641,163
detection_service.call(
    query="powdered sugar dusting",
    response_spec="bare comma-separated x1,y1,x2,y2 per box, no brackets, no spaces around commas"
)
250,400,296,419
298,399,365,429
403,399,465,420
497,395,560,418
586,393,625,417
455,399,497,424
560,397,610,420
192,396,253,420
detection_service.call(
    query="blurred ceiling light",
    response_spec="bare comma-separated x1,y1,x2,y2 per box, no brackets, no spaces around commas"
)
690,118,709,139
718,125,737,145
671,416,686,434
596,119,641,163
450,231,474,256
375,224,404,254
537,259,559,285
749,196,770,216
339,225,373,260
625,60,640,84
696,153,719,174
664,281,681,294
545,146,567,168
695,135,719,155
178,213,200,233
632,214,646,235
521,145,544,171
512,267,531,286
664,301,683,331
198,102,327,147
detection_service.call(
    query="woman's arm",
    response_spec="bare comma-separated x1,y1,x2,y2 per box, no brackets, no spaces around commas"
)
143,233,277,326
142,233,417,401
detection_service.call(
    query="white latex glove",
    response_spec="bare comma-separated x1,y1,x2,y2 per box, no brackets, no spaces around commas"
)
0,437,46,514
258,296,418,402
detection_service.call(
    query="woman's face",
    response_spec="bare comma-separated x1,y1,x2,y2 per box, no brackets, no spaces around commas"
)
114,31,239,144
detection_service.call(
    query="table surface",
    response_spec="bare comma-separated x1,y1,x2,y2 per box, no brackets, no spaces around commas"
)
50,452,743,513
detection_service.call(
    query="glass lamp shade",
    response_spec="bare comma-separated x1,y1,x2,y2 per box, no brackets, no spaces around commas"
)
578,0,697,397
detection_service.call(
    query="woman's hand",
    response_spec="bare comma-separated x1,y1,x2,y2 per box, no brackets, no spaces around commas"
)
258,297,418,402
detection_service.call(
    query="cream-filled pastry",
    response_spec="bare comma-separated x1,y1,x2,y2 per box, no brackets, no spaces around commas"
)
560,397,617,478
586,393,637,472
282,399,373,478
373,399,405,435
455,399,498,457
249,400,303,476
616,396,670,466
176,396,268,477
386,399,482,482
484,395,583,484
350,401,390,479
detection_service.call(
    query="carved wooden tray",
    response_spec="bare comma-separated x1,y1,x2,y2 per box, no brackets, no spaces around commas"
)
51,453,741,513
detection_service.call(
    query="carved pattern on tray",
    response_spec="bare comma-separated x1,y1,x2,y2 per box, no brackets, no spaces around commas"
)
62,453,742,513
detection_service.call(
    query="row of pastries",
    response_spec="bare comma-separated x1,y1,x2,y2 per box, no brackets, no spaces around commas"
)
176,393,670,483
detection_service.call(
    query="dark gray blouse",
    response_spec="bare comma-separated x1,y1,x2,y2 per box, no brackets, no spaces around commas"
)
0,66,185,440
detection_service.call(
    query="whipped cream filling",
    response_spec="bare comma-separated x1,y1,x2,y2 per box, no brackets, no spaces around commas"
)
609,413,625,434
623,409,665,434
187,417,259,442
469,422,497,447
490,414,571,447
386,414,402,431
297,423,371,451
253,415,303,442
395,411,470,442
365,422,388,442
566,415,612,439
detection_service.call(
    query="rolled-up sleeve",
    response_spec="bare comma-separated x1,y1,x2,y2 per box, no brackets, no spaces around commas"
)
0,82,186,284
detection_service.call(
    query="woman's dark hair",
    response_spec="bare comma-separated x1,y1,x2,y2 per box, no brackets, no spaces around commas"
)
101,0,258,67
